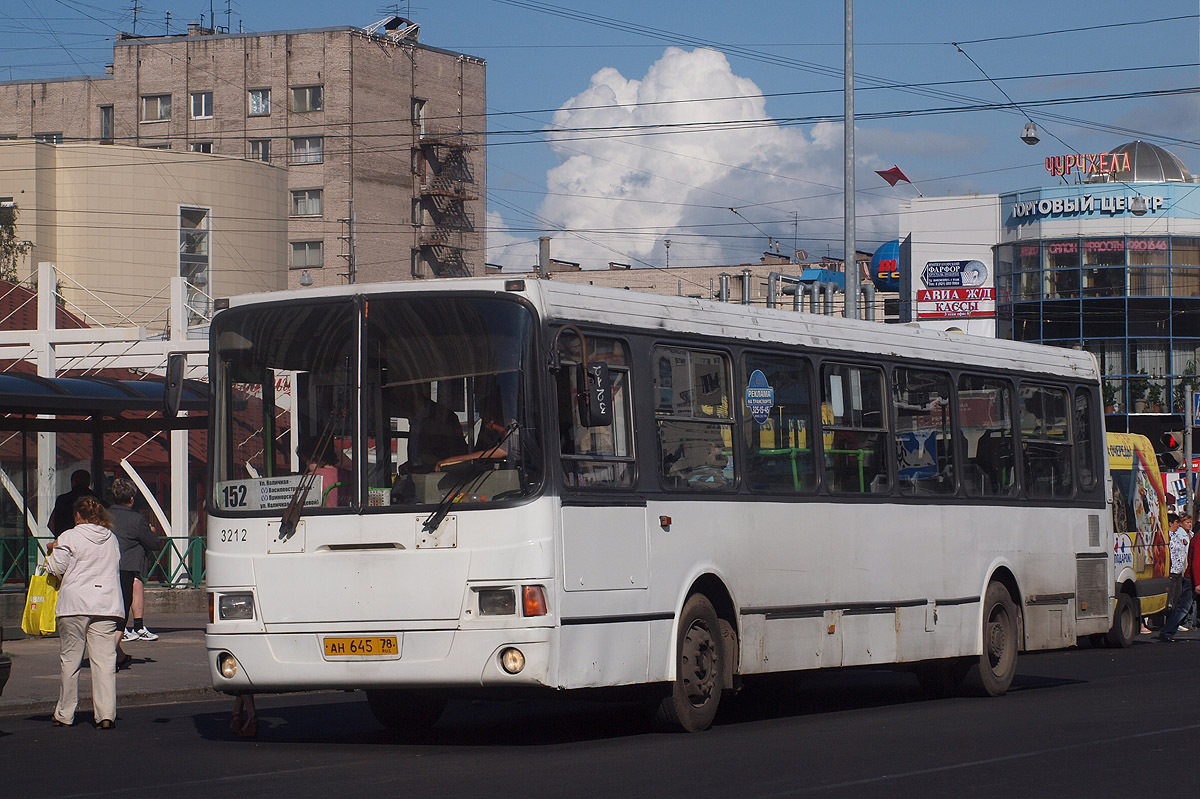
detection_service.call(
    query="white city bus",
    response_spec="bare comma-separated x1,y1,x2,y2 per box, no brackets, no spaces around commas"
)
205,277,1112,732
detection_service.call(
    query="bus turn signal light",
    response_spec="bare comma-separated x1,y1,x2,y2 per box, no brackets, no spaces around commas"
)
522,585,548,616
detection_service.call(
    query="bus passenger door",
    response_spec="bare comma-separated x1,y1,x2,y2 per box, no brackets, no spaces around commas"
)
553,332,649,687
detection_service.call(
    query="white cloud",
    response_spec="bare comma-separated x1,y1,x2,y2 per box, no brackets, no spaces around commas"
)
494,47,902,270
483,210,538,272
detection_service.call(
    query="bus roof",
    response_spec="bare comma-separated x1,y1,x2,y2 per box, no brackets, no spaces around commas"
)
220,276,1099,381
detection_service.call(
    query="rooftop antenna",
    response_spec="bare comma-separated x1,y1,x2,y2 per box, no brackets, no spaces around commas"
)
131,1,143,34
225,0,231,32
165,10,171,35
376,3,411,17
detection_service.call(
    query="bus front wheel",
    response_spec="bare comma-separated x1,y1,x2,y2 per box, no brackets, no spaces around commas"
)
978,582,1019,696
654,594,724,732
365,689,447,732
1106,592,1137,648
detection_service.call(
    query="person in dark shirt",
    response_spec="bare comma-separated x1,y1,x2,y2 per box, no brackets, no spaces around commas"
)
50,470,98,536
108,478,161,658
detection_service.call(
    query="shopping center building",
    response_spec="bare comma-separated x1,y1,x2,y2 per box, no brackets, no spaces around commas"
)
898,140,1200,439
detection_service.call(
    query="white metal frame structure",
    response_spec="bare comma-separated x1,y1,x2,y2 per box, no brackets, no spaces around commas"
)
0,264,207,578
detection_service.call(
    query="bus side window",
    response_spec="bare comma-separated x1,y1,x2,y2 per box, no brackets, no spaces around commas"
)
654,347,736,491
741,353,816,493
557,334,636,489
1074,387,1097,493
958,376,1016,497
892,368,955,496
1020,384,1074,499
820,363,888,495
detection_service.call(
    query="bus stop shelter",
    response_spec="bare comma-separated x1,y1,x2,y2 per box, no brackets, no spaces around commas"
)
0,372,207,587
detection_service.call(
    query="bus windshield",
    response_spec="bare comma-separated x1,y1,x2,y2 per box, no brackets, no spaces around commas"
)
211,294,540,513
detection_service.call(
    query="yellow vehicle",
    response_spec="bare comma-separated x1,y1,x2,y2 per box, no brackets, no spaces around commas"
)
1106,432,1171,646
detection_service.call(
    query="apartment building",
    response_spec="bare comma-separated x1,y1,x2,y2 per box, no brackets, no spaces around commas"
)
0,17,486,288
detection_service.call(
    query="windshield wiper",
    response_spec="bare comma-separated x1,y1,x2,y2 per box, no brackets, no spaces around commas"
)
422,422,517,534
278,417,337,540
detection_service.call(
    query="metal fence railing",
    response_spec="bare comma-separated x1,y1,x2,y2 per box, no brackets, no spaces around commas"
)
1,536,205,589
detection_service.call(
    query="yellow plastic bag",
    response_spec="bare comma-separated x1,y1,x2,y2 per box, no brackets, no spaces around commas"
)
21,571,59,636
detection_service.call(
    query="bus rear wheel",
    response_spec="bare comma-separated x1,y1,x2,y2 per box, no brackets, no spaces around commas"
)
978,582,1019,696
1105,592,1137,648
654,594,724,732
365,689,447,732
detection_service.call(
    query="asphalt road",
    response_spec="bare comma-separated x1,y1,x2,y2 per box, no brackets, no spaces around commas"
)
3,637,1196,799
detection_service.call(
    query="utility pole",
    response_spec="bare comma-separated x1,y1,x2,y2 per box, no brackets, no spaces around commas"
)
843,0,859,319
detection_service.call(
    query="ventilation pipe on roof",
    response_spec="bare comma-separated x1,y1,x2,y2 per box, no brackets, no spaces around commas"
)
538,237,550,279
860,282,876,321
741,268,754,305
718,273,730,303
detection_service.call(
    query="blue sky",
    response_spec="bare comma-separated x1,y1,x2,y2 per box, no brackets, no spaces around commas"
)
1,1,1197,269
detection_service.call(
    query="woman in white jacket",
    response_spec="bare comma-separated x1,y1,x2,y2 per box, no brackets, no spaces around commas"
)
45,495,123,728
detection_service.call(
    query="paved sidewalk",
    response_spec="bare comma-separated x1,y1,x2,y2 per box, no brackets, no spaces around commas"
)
0,613,217,717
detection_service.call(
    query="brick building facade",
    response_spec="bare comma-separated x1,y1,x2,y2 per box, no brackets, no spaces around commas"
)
0,19,486,288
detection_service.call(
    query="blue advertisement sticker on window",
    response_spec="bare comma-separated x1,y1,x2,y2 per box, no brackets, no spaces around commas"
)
746,370,774,425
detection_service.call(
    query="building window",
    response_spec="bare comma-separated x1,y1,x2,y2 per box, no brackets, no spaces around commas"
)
291,241,323,269
248,88,271,116
411,97,426,134
249,139,270,163
141,94,172,122
34,133,63,144
99,106,114,142
290,85,323,113
180,207,211,325
289,136,323,165
190,91,213,119
411,197,423,225
189,141,213,153
291,189,322,217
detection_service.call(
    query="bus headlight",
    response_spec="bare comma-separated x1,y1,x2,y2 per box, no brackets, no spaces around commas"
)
478,588,516,616
499,647,525,674
217,652,239,679
219,592,255,620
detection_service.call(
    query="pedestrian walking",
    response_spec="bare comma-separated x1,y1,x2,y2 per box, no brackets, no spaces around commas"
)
49,469,99,536
230,693,258,738
108,478,161,661
1167,512,1187,621
44,495,123,728
1160,522,1200,643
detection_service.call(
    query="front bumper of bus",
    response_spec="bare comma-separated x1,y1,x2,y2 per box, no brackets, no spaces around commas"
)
206,627,553,693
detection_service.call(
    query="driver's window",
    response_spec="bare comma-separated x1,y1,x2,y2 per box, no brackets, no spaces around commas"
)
654,346,736,491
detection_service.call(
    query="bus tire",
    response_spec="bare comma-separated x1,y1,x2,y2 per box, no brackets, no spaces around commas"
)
978,581,1019,697
654,594,724,732
1106,592,1137,648
365,689,447,732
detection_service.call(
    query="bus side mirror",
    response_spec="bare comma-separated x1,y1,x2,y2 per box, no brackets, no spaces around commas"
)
164,353,186,418
578,361,613,427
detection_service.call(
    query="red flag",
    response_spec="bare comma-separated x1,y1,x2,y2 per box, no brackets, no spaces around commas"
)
875,165,911,187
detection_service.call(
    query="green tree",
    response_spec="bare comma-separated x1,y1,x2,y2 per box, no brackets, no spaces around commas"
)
0,204,32,282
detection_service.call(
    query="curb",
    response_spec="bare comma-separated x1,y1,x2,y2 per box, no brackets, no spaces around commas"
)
0,685,224,719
